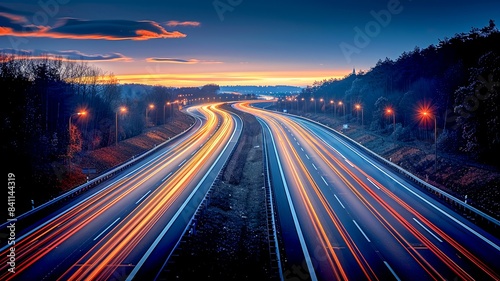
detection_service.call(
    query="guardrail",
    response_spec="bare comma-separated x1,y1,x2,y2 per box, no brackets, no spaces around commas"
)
157,113,243,277
261,124,284,280
257,105,500,230
1,119,197,229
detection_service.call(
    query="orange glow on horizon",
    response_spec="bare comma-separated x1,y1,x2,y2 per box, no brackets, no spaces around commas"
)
112,69,350,87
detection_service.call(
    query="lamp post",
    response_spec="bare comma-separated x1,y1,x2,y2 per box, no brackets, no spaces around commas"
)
355,104,363,126
338,101,345,122
385,107,395,133
330,100,334,118
146,103,155,127
68,110,87,173
116,106,127,145
420,110,437,173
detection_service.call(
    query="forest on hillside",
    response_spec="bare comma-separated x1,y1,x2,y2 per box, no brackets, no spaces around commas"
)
297,20,500,165
0,56,220,204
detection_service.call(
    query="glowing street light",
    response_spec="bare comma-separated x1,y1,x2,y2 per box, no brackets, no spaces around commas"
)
68,110,87,173
418,109,438,173
116,106,127,145
355,104,363,126
146,103,155,127
385,107,396,133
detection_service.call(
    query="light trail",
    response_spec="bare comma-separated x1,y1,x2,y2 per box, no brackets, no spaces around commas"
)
58,104,236,280
235,101,499,280
0,104,226,280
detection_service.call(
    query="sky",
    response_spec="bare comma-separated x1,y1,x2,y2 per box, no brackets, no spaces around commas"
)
1,0,499,87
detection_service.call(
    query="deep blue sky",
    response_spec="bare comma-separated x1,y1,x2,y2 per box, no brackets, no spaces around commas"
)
1,0,499,86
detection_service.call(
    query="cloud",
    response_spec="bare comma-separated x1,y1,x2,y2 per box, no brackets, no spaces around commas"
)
0,7,186,40
47,18,186,40
165,21,201,27
0,48,132,62
146,57,222,64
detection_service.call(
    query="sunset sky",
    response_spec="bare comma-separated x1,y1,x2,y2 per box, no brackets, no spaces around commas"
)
1,0,499,87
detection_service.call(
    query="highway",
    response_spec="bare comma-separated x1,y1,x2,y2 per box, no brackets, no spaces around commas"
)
235,101,500,281
0,103,242,280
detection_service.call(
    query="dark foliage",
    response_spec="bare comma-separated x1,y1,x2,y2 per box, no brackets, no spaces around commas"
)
298,20,500,165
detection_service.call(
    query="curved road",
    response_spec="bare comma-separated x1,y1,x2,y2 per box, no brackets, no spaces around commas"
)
0,103,242,280
235,101,500,281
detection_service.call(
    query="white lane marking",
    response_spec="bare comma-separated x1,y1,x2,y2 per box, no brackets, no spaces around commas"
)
413,218,443,243
297,142,301,146
334,194,345,209
161,172,173,182
367,177,380,190
300,147,304,152
353,220,371,242
128,115,255,280
300,121,500,252
94,217,120,241
258,120,318,281
345,159,354,167
312,163,318,170
305,154,310,159
178,159,187,167
321,176,329,186
384,261,401,281
135,190,152,205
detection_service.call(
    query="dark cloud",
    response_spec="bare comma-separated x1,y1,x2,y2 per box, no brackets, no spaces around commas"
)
0,6,186,40
0,48,132,62
48,18,186,40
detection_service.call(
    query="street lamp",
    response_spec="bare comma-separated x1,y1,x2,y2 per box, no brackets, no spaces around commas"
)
355,104,363,126
330,100,334,118
320,98,324,115
116,106,127,145
311,98,316,115
68,110,87,172
338,101,345,122
385,107,396,133
419,109,438,173
146,103,155,127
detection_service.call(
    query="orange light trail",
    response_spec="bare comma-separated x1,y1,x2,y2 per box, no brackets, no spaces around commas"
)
0,104,225,280
235,101,499,280
58,103,236,280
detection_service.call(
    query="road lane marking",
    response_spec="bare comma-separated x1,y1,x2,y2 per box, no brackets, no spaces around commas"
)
300,147,304,151
321,176,329,186
127,114,255,280
301,122,500,251
353,220,371,242
161,172,173,182
366,177,380,190
413,218,443,243
178,159,187,167
94,217,120,241
135,190,152,205
334,194,345,209
258,120,318,281
297,142,301,146
384,261,401,281
312,163,318,170
345,159,354,167
305,154,310,159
